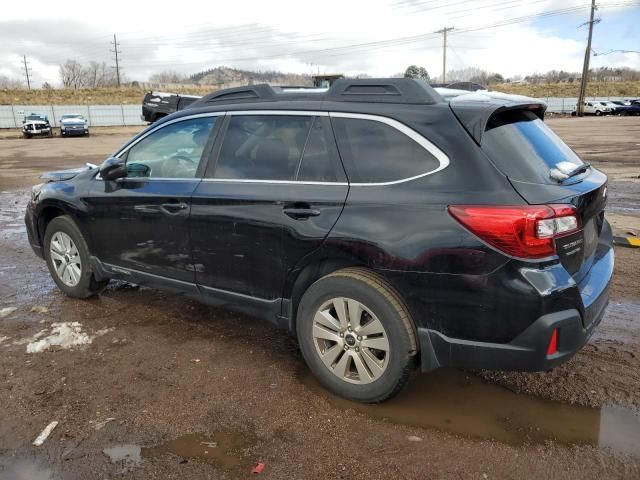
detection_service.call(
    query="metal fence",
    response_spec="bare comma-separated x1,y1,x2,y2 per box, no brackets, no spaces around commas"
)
525,96,628,114
0,96,632,129
0,105,145,129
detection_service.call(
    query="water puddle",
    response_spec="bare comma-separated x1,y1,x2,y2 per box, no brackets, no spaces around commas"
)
104,432,251,471
103,444,141,468
299,368,640,458
0,457,53,480
143,432,249,469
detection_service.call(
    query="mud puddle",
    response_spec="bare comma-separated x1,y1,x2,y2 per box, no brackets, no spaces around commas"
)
299,368,640,457
592,300,640,343
105,432,252,471
0,456,53,480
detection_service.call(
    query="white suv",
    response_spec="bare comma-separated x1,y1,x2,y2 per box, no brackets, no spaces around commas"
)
573,101,611,116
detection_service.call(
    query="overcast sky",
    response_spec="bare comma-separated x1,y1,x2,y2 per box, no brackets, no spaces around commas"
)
1,0,639,87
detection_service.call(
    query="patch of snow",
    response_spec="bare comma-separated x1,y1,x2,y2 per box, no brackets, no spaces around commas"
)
26,322,92,353
0,335,9,344
24,322,113,353
0,307,17,318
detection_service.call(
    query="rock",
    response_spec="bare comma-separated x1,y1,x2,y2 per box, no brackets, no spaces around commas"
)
407,435,423,442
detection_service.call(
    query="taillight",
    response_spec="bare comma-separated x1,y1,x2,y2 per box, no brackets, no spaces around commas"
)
448,204,580,259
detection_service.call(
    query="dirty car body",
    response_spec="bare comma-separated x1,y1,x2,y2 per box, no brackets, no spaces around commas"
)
25,79,614,402
22,113,52,138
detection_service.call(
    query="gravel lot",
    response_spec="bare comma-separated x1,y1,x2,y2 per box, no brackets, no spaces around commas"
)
0,117,639,479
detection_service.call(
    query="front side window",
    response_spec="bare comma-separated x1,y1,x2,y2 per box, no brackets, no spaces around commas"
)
125,116,217,178
331,117,441,183
214,115,312,181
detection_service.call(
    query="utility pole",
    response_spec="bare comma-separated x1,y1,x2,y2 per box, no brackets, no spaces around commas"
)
22,55,32,90
110,33,122,87
577,0,597,117
435,27,454,84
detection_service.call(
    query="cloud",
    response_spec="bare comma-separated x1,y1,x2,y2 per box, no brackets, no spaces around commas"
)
0,0,637,86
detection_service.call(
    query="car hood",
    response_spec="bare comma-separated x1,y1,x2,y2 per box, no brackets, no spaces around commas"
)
40,166,92,182
25,121,49,126
61,119,86,125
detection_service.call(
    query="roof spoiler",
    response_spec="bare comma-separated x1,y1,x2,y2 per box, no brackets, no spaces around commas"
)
449,92,547,144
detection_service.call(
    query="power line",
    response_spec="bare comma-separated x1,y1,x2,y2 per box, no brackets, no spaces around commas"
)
22,55,32,90
593,49,640,55
110,33,122,87
577,0,597,116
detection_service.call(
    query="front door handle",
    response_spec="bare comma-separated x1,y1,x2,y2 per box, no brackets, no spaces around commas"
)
283,205,321,220
160,201,188,215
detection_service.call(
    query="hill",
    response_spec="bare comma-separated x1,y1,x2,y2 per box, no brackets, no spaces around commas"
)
190,66,311,87
1,81,638,106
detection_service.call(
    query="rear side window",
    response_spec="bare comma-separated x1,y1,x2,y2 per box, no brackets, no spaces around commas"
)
331,117,441,183
297,117,340,182
482,110,584,185
214,115,312,181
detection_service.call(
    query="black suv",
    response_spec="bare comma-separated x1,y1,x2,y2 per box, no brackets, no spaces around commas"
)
25,79,613,402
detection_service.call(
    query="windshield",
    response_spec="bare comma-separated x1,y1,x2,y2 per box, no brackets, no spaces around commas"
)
482,109,585,185
61,115,83,120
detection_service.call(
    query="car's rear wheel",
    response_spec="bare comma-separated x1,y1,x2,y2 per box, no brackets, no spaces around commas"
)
297,267,417,403
44,216,108,298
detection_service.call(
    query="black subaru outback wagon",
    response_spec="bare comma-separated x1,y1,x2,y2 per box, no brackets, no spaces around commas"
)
25,79,613,402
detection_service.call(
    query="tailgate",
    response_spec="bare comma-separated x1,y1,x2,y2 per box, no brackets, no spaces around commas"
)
478,108,608,284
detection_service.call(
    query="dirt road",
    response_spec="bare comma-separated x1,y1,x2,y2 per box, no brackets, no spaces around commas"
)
0,117,639,479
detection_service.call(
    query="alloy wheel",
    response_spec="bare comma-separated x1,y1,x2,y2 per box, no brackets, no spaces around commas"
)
49,231,82,287
312,297,390,384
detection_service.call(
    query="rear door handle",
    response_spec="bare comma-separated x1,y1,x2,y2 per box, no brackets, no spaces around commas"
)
160,201,188,214
283,206,321,220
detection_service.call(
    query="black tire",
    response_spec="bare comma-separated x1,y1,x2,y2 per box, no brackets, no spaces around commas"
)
620,111,628,116
595,110,602,116
44,215,108,298
297,267,418,403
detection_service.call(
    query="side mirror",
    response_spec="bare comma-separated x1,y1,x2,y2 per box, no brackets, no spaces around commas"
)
99,157,127,181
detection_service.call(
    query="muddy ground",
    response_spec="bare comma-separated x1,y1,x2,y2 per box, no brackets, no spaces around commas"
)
0,117,639,479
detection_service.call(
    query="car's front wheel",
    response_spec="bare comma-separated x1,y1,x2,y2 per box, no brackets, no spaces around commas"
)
297,267,417,403
44,216,108,298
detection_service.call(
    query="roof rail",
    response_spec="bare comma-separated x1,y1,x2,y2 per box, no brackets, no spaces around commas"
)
196,84,277,105
326,78,443,104
187,78,444,109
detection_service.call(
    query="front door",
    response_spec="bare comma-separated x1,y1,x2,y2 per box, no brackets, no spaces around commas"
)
189,113,348,310
84,114,220,283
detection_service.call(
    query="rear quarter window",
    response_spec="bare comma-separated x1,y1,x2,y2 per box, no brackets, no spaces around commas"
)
331,116,442,183
482,110,584,185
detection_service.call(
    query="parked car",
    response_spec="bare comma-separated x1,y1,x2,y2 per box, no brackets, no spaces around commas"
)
572,101,611,116
25,79,613,403
22,113,52,138
609,101,640,116
60,114,89,137
141,91,201,123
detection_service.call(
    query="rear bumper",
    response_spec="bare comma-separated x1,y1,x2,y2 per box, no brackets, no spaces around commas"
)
418,224,614,372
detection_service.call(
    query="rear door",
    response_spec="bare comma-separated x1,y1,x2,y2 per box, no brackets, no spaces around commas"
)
479,109,608,284
189,112,348,308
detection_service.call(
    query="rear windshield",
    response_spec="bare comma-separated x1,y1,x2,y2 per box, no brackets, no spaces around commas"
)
482,110,584,184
